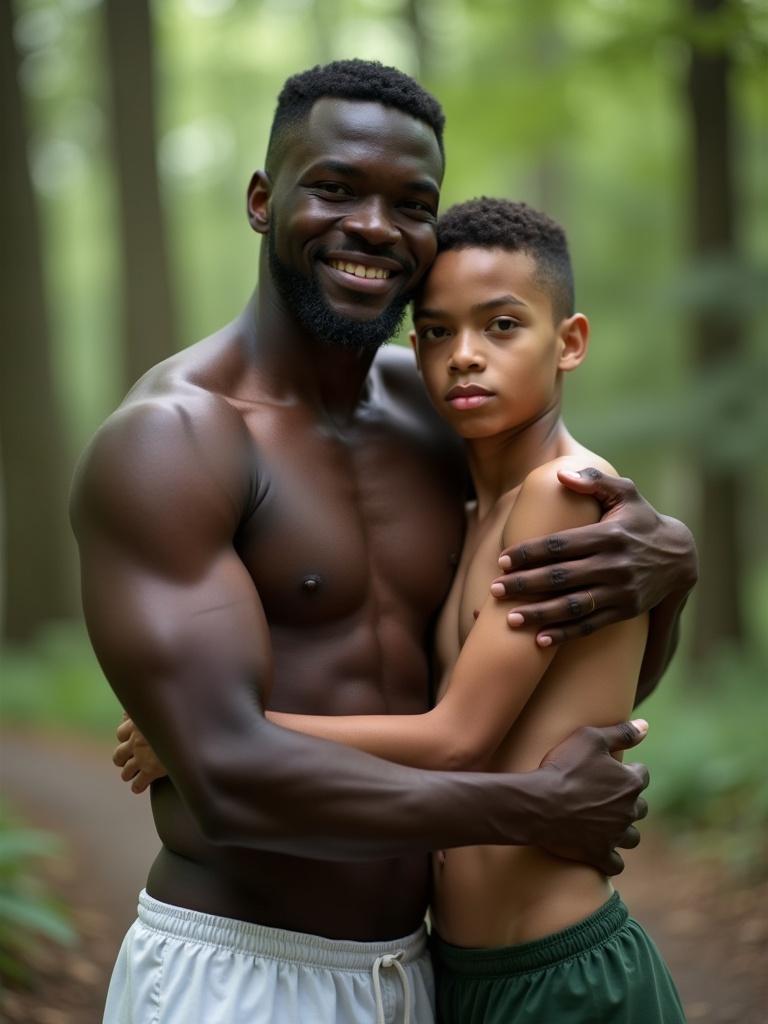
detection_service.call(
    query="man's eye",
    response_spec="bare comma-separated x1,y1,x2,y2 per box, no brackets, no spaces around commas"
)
314,182,351,197
401,200,435,218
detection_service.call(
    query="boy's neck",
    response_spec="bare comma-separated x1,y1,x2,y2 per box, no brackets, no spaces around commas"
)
466,402,574,518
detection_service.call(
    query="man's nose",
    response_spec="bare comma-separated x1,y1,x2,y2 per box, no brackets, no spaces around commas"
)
449,333,486,373
341,197,400,247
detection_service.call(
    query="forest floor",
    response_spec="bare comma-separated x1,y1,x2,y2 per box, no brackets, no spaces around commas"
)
1,727,765,1024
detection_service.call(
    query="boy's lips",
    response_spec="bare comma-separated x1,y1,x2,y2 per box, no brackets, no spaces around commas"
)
445,384,494,410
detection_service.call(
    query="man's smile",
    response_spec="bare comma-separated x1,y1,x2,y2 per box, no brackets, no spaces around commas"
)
327,260,392,280
319,252,406,295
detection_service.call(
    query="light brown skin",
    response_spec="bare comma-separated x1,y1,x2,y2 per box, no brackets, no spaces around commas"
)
80,99,695,942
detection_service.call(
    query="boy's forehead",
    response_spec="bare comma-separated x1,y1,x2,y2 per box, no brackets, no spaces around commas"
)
276,98,443,181
418,247,543,308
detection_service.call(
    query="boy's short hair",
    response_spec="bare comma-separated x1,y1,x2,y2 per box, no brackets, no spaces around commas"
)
436,198,574,322
266,60,445,173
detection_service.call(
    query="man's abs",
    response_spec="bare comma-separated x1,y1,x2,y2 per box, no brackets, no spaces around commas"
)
146,783,430,941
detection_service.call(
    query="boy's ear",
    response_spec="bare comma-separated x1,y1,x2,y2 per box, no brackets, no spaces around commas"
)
247,171,271,234
408,329,421,371
557,313,589,372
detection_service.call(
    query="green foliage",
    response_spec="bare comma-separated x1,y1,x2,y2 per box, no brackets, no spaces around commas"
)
0,807,76,985
1,621,120,735
638,648,768,876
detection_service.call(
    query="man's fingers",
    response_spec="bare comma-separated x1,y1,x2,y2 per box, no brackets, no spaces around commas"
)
120,757,138,782
498,525,620,573
598,720,649,753
116,717,133,742
603,849,625,876
633,795,649,821
493,561,609,599
557,467,638,510
531,609,621,647
615,825,641,850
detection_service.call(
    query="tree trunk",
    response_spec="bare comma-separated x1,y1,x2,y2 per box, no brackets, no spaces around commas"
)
0,0,76,641
103,0,178,394
687,0,746,660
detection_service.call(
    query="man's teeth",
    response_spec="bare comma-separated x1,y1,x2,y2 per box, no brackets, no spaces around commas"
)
328,260,391,280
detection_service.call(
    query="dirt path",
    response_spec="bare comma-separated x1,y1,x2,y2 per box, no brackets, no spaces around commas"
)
1,729,765,1023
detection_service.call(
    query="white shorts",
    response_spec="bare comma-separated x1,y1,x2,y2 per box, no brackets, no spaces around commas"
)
103,890,435,1024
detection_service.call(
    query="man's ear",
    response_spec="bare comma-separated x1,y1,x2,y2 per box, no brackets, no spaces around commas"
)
557,313,589,372
247,171,271,234
408,329,421,371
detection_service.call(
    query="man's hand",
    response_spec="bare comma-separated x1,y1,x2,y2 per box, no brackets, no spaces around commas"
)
491,467,698,647
531,719,649,876
113,713,168,793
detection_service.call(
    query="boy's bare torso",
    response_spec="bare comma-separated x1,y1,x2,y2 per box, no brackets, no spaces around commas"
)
432,446,648,948
133,325,467,940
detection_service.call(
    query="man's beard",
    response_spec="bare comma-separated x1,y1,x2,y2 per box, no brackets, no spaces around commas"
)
268,234,413,353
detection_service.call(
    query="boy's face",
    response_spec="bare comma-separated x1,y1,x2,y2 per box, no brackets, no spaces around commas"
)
412,247,584,440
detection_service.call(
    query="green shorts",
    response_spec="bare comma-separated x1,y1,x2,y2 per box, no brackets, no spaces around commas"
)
432,892,685,1023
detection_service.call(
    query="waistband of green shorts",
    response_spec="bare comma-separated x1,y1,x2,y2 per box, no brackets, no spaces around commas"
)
432,892,628,977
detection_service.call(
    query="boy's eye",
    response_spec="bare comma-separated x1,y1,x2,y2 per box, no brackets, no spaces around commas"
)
491,316,519,332
420,325,451,342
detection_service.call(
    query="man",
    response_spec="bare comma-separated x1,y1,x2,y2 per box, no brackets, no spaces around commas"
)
72,62,696,1023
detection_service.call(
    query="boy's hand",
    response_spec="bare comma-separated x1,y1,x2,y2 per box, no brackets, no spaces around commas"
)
532,719,649,875
491,467,698,646
113,713,168,793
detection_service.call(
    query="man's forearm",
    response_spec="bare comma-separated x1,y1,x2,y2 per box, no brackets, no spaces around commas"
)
635,590,689,705
193,717,538,860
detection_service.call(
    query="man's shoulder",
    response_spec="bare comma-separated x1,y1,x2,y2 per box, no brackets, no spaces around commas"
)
71,377,253,541
371,343,422,401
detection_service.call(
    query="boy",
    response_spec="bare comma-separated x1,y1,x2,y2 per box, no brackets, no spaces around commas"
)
116,198,685,1022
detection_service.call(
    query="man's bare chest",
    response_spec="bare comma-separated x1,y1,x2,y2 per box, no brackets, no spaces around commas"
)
233,410,465,632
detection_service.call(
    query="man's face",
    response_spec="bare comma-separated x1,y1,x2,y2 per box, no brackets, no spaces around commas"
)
412,247,571,440
265,98,443,351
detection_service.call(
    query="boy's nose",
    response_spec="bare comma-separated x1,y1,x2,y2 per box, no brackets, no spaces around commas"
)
449,334,486,373
341,197,400,247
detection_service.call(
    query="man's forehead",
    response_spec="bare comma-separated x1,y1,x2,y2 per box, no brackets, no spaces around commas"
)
280,97,443,178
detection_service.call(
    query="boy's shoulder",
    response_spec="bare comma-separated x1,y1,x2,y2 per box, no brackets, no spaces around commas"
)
502,449,617,547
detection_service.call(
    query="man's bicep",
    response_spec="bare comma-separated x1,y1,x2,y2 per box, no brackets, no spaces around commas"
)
72,400,272,773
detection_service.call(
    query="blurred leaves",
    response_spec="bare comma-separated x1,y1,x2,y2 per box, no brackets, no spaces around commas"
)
0,808,76,985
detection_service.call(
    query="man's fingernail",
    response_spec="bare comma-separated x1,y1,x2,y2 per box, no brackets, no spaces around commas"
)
490,582,505,597
560,470,581,481
498,555,511,570
537,635,553,647
631,719,649,736
507,612,524,626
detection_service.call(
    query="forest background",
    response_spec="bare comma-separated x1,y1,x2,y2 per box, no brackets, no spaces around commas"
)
1,0,766,1007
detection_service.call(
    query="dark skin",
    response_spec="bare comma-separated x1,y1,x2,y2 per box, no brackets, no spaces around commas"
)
73,99,695,942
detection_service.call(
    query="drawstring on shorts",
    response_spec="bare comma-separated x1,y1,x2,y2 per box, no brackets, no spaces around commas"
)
372,950,411,1024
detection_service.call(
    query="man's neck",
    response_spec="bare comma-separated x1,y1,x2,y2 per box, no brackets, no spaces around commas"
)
244,256,379,425
467,402,575,518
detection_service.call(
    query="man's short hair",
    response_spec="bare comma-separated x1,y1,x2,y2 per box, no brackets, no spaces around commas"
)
436,198,574,321
266,59,445,173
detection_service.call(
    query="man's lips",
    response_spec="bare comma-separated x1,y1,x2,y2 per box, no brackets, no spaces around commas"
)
320,252,406,294
445,384,494,410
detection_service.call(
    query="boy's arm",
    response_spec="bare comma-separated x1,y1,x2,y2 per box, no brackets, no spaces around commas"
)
246,459,607,771
84,399,646,870
492,468,697,697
